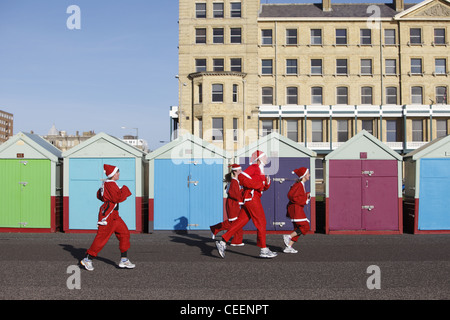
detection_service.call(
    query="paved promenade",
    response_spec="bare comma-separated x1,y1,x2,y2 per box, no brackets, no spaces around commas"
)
0,231,448,303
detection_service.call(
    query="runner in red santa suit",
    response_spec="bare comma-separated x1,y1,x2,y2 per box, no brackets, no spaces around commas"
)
80,164,135,271
210,164,245,246
216,150,277,258
283,167,311,253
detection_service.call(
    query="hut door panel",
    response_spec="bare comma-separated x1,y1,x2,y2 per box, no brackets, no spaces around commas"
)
154,159,190,230
69,158,136,230
329,160,362,230
188,159,224,230
0,160,50,229
361,160,398,230
154,159,224,230
20,160,51,228
271,158,310,231
362,176,399,231
329,177,362,230
0,160,22,228
418,159,450,230
69,159,103,230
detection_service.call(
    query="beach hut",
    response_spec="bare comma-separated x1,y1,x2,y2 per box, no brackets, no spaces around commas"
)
404,135,450,234
0,132,62,232
324,130,403,234
62,132,147,233
234,132,317,233
146,134,230,231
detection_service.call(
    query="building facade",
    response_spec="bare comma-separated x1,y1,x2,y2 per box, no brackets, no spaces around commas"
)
0,110,13,143
175,0,450,155
43,124,96,152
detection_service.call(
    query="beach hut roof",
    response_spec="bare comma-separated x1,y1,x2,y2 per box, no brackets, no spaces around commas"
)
0,132,61,161
325,130,402,161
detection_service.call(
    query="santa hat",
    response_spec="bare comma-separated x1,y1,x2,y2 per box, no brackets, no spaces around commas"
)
292,167,309,179
250,150,266,164
228,164,242,171
104,164,119,179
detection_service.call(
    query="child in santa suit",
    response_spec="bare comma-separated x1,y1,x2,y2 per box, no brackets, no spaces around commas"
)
210,164,244,246
216,150,277,258
283,167,311,253
80,164,135,271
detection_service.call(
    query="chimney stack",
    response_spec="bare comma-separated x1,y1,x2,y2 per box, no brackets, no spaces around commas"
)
322,0,332,12
393,0,404,11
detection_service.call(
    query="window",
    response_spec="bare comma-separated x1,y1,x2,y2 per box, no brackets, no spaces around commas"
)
233,84,238,103
213,28,224,44
335,29,347,45
410,28,422,44
311,29,322,45
312,120,323,142
213,3,224,18
196,28,206,44
212,84,223,102
411,86,423,104
385,59,397,75
361,120,373,135
434,28,446,45
286,59,298,75
262,120,273,136
385,29,396,45
315,159,324,180
360,29,371,45
411,58,422,74
230,2,241,18
286,87,298,105
336,87,348,104
286,29,297,45
233,118,238,141
435,59,447,74
361,59,372,75
412,119,423,142
311,59,322,75
198,84,203,103
213,59,224,71
196,3,206,18
195,59,207,72
337,120,348,142
230,58,242,72
286,120,298,142
311,87,323,104
386,120,397,142
212,118,223,141
261,29,273,45
361,87,373,104
436,119,448,138
385,87,398,104
230,28,242,43
436,86,447,104
336,59,348,75
262,87,273,105
262,59,273,75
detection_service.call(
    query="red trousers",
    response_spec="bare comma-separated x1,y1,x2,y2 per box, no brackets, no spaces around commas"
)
222,198,267,248
210,219,243,245
291,221,310,242
87,213,130,257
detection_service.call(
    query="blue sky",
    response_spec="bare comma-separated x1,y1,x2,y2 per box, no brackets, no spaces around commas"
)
0,0,420,150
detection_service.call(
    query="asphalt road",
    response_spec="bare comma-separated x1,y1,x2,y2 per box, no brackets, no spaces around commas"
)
0,231,449,304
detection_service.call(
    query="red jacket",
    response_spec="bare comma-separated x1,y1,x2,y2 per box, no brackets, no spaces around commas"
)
226,178,243,221
97,180,132,225
286,181,310,222
238,164,270,202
